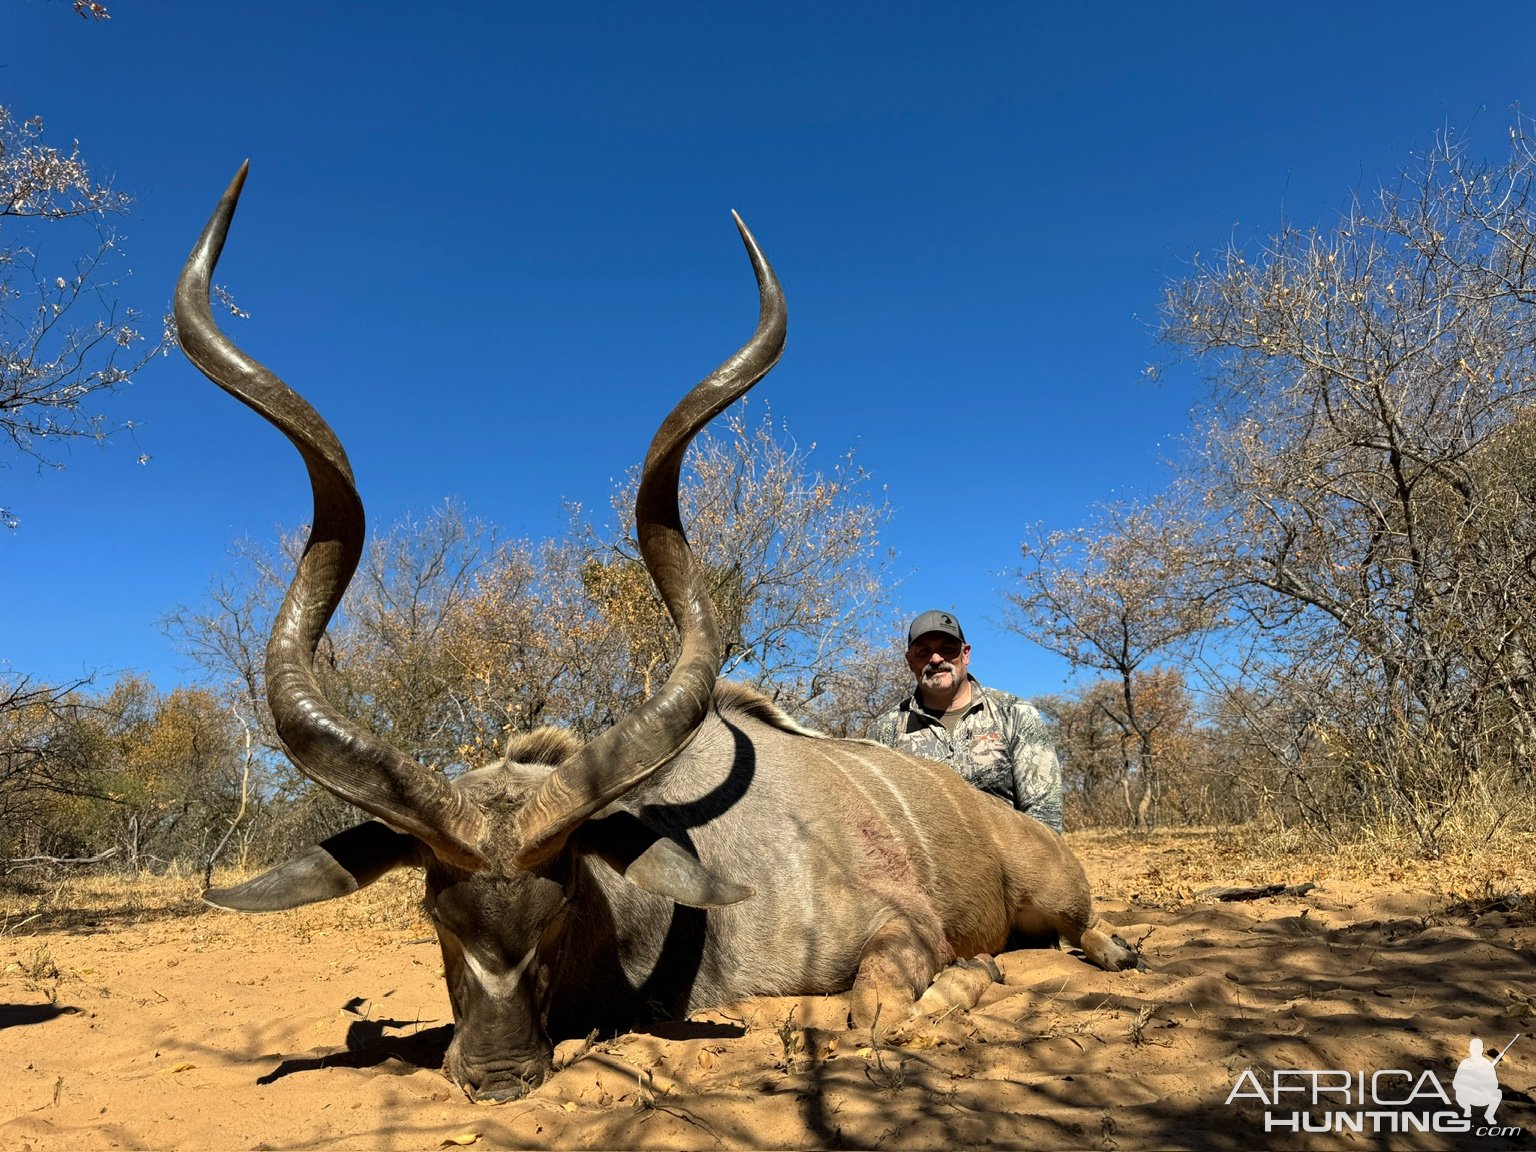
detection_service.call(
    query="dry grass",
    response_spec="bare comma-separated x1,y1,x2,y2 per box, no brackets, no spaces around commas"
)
1069,806,1536,913
5,819,1532,939
0,864,430,936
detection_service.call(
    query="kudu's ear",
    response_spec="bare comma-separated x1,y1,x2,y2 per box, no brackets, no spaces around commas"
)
573,811,754,909
204,820,424,912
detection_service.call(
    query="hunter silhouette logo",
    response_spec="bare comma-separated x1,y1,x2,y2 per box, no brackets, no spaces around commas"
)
1453,1035,1515,1125
1225,1033,1523,1137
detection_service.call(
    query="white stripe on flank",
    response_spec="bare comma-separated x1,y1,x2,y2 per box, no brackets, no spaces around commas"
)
818,743,934,875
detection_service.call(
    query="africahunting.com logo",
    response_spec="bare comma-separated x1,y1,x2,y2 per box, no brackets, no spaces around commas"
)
1225,1034,1523,1137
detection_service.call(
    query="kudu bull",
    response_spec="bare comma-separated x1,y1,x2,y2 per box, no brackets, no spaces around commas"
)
176,165,1139,1102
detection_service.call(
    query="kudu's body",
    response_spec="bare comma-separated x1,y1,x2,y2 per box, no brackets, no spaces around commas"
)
177,166,1136,1102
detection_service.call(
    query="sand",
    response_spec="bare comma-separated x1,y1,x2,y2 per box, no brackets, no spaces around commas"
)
3,831,1532,1150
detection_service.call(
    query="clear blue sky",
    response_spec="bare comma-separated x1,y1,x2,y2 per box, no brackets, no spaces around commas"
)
4,1,1535,701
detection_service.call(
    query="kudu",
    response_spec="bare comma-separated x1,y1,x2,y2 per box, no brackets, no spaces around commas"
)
177,165,1139,1102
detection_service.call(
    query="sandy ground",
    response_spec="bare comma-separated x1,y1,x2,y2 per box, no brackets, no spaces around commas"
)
2,831,1533,1151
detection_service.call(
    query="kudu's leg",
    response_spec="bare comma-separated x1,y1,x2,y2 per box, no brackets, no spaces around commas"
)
848,915,948,1029
1074,924,1144,972
1002,822,1146,973
912,954,1002,1016
1019,891,1144,972
1022,883,1145,974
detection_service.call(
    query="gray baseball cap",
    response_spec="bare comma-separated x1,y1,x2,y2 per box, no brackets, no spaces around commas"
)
907,610,964,645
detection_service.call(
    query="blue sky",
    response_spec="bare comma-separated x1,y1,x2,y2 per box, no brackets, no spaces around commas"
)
5,0,1536,702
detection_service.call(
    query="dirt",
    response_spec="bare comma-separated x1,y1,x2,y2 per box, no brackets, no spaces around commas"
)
3,832,1534,1150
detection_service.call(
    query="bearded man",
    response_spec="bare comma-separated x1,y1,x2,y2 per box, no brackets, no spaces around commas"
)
868,610,1063,831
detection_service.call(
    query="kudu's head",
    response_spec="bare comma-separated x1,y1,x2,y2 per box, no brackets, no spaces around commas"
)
176,164,785,1100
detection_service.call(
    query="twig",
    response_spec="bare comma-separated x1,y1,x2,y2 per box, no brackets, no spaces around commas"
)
1196,881,1316,902
5,847,120,873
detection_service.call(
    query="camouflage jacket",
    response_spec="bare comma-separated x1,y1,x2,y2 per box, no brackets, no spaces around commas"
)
867,676,1063,831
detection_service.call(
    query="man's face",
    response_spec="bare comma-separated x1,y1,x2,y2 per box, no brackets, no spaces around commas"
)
905,630,971,698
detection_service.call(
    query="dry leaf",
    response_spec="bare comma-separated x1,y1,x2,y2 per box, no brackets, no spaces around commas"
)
562,1102,578,1112
439,1134,480,1147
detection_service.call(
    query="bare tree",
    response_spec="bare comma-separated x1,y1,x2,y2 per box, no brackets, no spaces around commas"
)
171,405,902,842
166,501,519,848
202,706,255,885
587,403,901,722
1007,493,1221,830
1,106,166,529
1159,115,1536,846
1039,669,1204,829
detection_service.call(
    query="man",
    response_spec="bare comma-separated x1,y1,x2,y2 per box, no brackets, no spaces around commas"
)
868,610,1064,831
